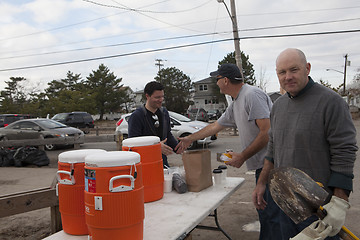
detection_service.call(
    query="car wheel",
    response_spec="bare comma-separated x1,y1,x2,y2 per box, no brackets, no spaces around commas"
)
45,143,56,151
181,133,197,150
44,137,56,151
83,125,90,134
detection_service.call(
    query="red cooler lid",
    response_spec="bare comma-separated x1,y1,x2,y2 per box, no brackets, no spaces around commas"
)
58,149,106,163
85,151,140,167
122,136,160,147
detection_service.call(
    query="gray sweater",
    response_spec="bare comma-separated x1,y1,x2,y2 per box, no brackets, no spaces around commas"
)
267,78,358,191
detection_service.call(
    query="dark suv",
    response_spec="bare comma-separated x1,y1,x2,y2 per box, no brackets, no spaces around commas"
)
51,112,94,133
0,114,34,128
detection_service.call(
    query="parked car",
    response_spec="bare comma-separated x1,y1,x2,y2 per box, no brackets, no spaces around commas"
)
0,118,85,151
0,114,35,128
115,111,217,149
51,112,94,133
186,108,209,122
207,109,221,120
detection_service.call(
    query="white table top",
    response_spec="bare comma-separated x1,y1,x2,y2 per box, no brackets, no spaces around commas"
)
44,177,245,240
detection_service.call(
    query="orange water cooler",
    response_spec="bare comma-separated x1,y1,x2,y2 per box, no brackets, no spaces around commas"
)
57,149,106,235
122,136,164,202
84,151,144,240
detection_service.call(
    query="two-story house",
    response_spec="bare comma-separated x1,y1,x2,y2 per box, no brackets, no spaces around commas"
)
191,77,227,113
191,78,283,113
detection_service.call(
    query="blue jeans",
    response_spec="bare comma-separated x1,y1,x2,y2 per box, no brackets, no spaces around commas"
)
255,169,340,240
256,168,283,240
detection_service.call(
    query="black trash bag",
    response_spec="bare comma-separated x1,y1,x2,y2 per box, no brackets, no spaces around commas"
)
13,147,26,167
0,148,16,167
13,147,49,167
172,172,188,194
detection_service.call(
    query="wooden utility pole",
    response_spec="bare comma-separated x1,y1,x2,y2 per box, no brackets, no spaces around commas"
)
155,59,165,72
343,54,348,96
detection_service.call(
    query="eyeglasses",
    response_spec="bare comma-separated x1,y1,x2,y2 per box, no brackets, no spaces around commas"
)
152,114,159,128
216,76,225,82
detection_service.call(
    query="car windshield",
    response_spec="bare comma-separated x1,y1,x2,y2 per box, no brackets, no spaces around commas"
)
169,111,191,122
37,119,67,129
52,113,68,120
208,110,217,113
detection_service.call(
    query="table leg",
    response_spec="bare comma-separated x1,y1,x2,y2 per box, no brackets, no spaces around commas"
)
195,209,232,240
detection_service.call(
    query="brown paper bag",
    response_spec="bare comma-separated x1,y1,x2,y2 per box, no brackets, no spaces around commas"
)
182,149,213,192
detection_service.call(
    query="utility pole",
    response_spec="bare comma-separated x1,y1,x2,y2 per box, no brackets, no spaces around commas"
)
343,54,348,96
217,0,244,80
155,59,165,72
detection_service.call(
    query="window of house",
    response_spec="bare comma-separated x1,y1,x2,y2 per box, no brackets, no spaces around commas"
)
199,84,208,91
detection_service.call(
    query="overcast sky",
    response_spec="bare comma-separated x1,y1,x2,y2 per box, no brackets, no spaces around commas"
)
0,0,359,95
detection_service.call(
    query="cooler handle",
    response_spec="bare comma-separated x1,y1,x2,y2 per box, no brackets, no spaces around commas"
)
109,175,135,192
56,170,75,185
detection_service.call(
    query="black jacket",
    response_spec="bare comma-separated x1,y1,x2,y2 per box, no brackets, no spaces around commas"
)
128,106,178,167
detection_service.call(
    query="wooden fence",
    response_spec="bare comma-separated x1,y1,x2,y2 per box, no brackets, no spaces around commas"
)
0,127,118,149
0,187,61,233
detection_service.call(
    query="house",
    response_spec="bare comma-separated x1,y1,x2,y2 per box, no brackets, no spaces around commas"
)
133,89,144,110
191,78,284,111
191,77,227,113
268,91,282,102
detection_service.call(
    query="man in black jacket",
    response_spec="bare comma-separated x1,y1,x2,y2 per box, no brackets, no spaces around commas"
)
128,81,178,167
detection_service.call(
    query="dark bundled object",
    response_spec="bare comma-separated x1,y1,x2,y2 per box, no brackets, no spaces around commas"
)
172,172,188,194
0,148,16,167
0,147,49,167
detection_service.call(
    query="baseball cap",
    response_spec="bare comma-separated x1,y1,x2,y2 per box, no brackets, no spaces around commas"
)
210,63,242,81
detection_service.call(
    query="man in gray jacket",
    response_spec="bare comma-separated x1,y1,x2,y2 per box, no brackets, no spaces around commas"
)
252,48,358,239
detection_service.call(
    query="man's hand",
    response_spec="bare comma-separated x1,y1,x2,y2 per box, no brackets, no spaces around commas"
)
290,220,332,240
160,138,174,156
322,195,350,236
252,183,267,210
174,136,193,154
225,152,246,168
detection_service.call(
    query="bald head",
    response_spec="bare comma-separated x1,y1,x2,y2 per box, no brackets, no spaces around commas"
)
276,48,307,68
275,48,311,96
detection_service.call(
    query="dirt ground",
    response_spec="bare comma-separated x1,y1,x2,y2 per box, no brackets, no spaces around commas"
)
1,120,359,240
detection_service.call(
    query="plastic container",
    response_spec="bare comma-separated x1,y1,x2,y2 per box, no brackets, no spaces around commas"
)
84,151,144,240
164,173,173,193
56,149,106,235
218,165,228,181
122,136,164,202
213,168,223,185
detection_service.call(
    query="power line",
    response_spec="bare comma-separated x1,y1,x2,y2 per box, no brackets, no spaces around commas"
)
2,3,359,43
2,17,359,60
0,1,176,42
1,29,359,72
82,0,212,14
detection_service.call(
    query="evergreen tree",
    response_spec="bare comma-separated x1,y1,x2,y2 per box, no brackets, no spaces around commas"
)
84,64,126,120
0,77,27,113
154,67,192,114
219,51,256,85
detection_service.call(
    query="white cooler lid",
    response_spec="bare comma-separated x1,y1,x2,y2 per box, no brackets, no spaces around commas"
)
58,149,106,163
122,136,160,147
85,151,140,167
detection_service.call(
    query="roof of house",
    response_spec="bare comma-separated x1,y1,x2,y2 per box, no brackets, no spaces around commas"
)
193,77,213,84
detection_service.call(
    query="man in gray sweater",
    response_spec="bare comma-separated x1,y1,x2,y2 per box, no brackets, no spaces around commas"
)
252,48,358,240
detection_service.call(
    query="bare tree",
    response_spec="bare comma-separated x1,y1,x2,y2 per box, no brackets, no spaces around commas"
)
257,66,269,92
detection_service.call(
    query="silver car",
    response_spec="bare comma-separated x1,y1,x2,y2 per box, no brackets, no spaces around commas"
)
115,111,217,149
0,118,85,151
